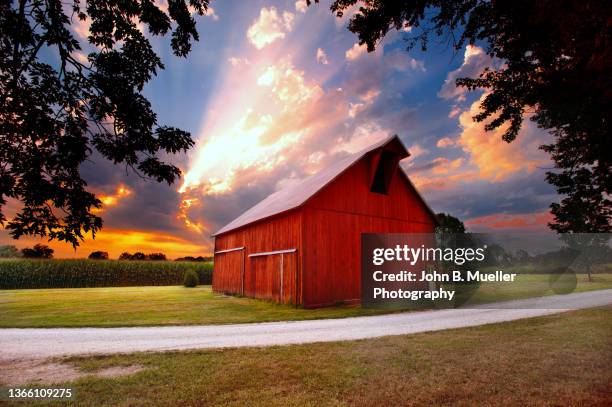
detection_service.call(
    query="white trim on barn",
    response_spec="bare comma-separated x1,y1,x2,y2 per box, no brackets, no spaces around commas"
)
248,249,297,257
214,247,245,254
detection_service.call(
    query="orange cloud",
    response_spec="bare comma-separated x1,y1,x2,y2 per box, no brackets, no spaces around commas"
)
178,198,205,233
457,93,550,181
431,157,463,175
410,170,479,191
346,42,367,61
95,184,132,212
436,137,457,148
466,211,553,231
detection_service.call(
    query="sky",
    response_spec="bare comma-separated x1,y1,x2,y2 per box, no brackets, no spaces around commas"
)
0,0,559,258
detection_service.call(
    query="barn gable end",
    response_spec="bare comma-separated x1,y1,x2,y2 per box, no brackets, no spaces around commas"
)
300,145,436,307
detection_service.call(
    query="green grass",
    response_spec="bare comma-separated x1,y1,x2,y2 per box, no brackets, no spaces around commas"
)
16,306,612,406
0,274,610,328
0,286,388,328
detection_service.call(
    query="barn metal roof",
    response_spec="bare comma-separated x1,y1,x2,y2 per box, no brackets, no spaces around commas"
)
212,135,428,236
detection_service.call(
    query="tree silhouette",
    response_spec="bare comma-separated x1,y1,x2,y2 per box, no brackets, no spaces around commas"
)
88,250,109,260
0,0,211,247
147,252,167,261
21,243,54,258
118,252,132,260
131,252,146,260
325,0,611,232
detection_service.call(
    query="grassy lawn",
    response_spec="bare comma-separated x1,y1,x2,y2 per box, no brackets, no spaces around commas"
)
0,286,388,328
18,306,612,406
0,273,610,328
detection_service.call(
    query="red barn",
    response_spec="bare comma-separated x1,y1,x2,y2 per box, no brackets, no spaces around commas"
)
212,135,437,307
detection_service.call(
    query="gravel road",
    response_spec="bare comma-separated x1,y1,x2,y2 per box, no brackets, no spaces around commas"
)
1,290,610,362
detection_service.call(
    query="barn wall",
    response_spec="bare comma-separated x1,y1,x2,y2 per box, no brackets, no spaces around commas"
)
302,157,436,307
213,210,303,304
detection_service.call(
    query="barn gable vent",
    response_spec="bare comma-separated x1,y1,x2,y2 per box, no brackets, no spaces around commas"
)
370,150,400,195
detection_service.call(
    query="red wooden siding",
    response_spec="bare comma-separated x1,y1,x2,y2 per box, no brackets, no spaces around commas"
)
213,211,303,304
213,249,244,294
248,252,298,303
301,153,436,307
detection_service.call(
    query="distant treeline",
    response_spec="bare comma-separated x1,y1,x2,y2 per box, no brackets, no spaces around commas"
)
0,259,213,289
0,244,213,262
174,256,213,262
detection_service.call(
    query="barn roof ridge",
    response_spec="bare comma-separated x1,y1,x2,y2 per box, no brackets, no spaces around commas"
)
212,134,430,236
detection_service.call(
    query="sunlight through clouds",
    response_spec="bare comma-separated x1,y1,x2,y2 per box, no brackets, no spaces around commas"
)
247,7,295,49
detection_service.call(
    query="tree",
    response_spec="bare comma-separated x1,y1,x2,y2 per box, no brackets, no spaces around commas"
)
21,243,54,258
88,250,108,260
514,249,531,264
562,234,611,282
325,0,611,233
435,213,466,234
147,252,166,261
131,251,146,260
0,0,211,247
118,252,132,260
0,244,20,258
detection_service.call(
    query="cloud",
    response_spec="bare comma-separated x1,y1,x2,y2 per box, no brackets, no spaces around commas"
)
436,137,457,148
457,93,550,182
228,56,250,66
384,49,425,72
345,42,367,60
72,50,89,64
256,61,323,106
204,6,219,20
316,47,329,64
72,17,91,40
348,88,380,118
448,105,461,118
465,211,553,231
438,45,490,100
295,0,308,13
96,184,132,211
247,7,295,49
407,144,428,159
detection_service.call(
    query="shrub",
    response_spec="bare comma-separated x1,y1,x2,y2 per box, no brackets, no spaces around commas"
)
88,251,109,260
21,244,54,259
183,270,199,287
0,259,213,289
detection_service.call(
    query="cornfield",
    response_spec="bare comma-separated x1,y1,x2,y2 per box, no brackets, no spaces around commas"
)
0,259,213,289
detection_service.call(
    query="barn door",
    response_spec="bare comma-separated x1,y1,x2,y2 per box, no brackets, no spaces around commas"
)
280,252,297,304
249,249,297,304
250,255,281,301
213,247,245,295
